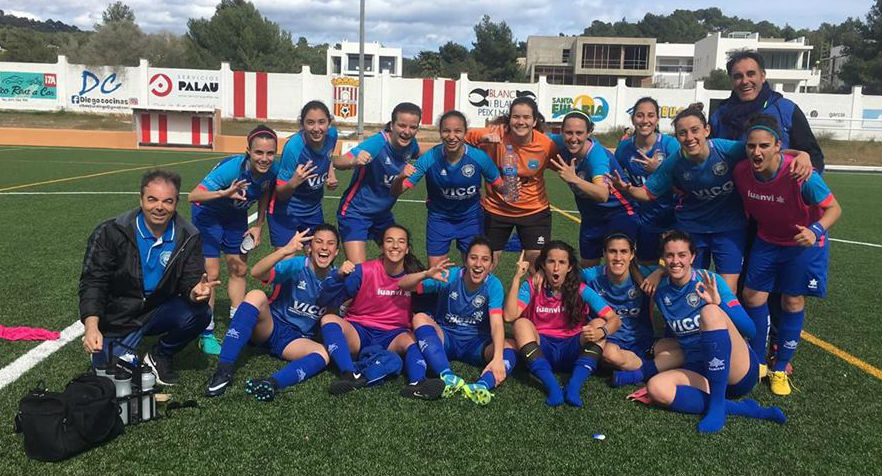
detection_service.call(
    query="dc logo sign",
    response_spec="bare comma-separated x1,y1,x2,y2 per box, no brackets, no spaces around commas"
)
159,251,172,267
149,73,172,97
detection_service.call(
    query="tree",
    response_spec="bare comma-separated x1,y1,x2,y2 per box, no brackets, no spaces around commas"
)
185,0,298,72
471,15,522,82
702,69,732,90
100,2,135,26
68,2,148,66
0,28,61,63
839,0,882,94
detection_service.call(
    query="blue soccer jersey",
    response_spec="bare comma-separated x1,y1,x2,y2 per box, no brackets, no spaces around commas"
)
615,133,680,231
403,144,501,219
265,255,335,338
338,131,420,218
654,269,754,363
273,127,338,216
418,267,505,336
645,139,746,233
551,134,635,221
580,264,655,348
195,155,276,215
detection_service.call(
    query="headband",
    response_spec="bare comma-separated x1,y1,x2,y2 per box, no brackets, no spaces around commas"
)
747,125,780,141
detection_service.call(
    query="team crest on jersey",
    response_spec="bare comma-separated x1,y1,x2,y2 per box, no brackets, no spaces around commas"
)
712,161,728,176
449,291,459,300
686,292,700,307
462,164,475,178
159,251,172,267
297,280,307,290
627,287,639,299
682,171,693,181
528,159,540,170
472,295,486,308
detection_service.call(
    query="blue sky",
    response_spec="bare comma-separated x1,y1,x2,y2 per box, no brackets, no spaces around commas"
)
0,0,872,56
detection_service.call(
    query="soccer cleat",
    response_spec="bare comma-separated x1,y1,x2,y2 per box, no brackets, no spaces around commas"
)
205,368,233,397
144,349,179,386
245,378,277,402
758,364,768,380
400,378,445,400
199,333,222,356
462,383,494,405
440,371,465,398
328,371,368,396
769,371,792,396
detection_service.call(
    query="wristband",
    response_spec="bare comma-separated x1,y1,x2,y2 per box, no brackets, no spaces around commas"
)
808,222,825,241
600,326,609,339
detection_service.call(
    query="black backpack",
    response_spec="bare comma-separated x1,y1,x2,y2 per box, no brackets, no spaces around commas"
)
14,373,125,462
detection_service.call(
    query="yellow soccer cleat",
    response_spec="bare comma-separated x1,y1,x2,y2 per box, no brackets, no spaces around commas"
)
758,363,768,380
462,383,494,405
769,370,792,396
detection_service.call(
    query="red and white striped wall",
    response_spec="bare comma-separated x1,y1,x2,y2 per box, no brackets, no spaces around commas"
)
419,78,457,125
232,71,268,120
138,112,213,147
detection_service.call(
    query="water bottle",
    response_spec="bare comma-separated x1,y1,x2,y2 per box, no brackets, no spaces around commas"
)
502,145,519,202
113,373,132,425
140,366,156,422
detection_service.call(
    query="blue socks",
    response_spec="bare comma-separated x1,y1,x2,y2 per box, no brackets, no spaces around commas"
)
321,323,355,373
405,344,427,384
414,325,451,375
564,356,598,407
613,358,659,387
476,348,517,390
698,329,731,434
774,309,805,371
218,302,259,365
670,385,787,424
745,303,770,365
270,353,326,389
528,357,563,406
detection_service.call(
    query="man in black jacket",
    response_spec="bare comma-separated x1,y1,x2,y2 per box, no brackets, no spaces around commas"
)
80,170,218,385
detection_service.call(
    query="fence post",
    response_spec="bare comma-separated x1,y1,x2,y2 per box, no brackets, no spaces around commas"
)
56,55,69,112
849,85,863,141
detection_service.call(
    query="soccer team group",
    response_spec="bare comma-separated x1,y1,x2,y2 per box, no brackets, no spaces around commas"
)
79,51,840,433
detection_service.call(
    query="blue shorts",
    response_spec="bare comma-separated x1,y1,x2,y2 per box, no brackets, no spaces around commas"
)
192,205,246,257
268,207,324,247
636,225,663,262
683,345,758,399
351,321,408,350
426,212,482,257
261,316,310,359
579,213,638,260
745,237,829,298
337,213,396,242
691,229,746,275
606,333,654,357
539,334,583,372
441,325,490,367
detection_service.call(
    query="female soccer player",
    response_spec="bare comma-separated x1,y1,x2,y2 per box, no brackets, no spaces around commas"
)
205,225,341,401
465,97,559,270
646,231,786,433
580,233,683,386
396,110,503,268
268,101,339,246
188,125,278,354
549,110,637,267
334,103,421,264
614,97,681,264
608,107,813,292
397,237,515,405
505,242,620,407
316,225,444,399
735,115,841,396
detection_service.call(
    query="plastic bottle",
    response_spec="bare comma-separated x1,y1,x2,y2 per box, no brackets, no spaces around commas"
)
140,366,156,422
502,145,519,202
113,373,132,425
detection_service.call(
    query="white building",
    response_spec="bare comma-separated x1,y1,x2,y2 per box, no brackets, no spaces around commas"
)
654,43,695,88
326,41,402,78
693,32,820,92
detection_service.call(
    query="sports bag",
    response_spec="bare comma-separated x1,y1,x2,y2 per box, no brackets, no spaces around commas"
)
14,373,124,462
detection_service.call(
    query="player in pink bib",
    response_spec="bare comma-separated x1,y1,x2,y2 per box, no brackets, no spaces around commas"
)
734,115,841,396
317,225,444,399
504,241,619,407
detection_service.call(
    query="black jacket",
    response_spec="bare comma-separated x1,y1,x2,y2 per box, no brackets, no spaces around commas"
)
78,208,205,337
